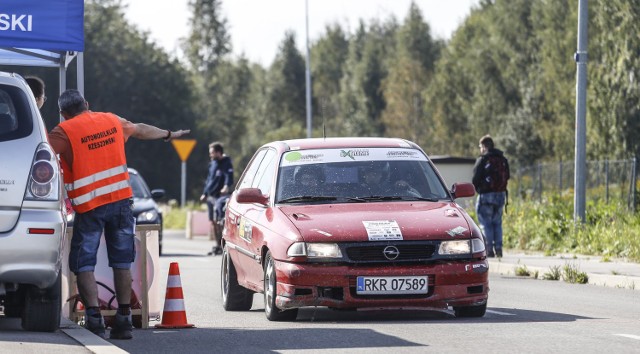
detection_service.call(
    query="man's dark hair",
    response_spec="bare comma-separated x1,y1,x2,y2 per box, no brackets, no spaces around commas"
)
479,135,494,149
25,76,44,98
209,142,224,154
58,89,88,117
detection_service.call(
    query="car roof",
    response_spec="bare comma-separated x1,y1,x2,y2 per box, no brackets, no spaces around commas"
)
264,137,422,152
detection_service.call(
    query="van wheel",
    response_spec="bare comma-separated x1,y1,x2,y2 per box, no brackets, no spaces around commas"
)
263,252,298,321
221,246,253,311
21,272,62,332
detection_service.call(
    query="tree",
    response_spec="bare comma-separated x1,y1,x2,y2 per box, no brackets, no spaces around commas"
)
82,0,198,200
311,24,349,136
381,2,440,144
256,31,307,141
183,0,231,76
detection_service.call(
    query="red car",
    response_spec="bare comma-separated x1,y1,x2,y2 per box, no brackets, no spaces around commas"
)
221,138,488,321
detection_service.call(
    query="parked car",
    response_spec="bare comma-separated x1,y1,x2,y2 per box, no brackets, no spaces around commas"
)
0,72,66,332
66,167,165,255
221,137,488,321
127,168,165,255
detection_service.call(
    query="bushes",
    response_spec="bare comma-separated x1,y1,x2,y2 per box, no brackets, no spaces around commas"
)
503,195,640,262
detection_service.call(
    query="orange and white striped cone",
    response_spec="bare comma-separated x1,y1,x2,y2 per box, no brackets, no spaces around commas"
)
155,262,195,328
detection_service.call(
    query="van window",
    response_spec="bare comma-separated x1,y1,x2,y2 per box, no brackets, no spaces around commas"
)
0,85,34,142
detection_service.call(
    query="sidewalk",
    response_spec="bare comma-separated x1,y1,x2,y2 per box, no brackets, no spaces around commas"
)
488,251,640,291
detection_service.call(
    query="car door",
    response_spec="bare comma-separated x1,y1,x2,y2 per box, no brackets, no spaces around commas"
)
237,148,278,289
225,148,267,288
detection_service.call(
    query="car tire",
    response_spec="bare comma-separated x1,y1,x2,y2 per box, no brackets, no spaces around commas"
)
453,302,487,318
263,251,298,321
221,245,253,311
21,271,62,332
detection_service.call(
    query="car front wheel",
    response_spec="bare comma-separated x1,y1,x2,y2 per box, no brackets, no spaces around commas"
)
263,251,298,321
221,245,253,311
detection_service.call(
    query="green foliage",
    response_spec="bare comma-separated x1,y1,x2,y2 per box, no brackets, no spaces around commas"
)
562,263,589,284
504,196,640,262
543,265,562,280
515,264,531,277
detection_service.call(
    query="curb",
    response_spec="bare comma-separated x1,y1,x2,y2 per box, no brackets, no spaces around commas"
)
60,318,127,354
488,260,640,291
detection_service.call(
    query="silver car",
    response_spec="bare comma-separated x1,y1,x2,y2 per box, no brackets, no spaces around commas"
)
0,72,66,332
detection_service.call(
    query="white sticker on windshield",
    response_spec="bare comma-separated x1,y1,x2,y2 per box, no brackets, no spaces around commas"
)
363,220,403,241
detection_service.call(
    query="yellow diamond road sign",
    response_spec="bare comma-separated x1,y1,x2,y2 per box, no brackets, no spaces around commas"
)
171,139,197,162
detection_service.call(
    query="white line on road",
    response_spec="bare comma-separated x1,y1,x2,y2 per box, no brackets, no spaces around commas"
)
486,309,516,316
614,334,640,341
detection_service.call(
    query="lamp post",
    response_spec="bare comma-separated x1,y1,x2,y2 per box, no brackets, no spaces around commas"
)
305,0,312,138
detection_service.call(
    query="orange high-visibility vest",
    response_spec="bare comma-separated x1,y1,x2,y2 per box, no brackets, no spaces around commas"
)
59,111,132,213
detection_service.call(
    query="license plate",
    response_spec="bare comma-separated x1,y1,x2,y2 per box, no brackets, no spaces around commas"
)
356,276,428,295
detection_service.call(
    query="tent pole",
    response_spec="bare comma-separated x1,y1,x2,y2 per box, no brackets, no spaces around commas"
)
59,52,67,122
77,52,84,96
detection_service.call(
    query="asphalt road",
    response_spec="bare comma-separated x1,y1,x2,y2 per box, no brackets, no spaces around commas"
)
111,230,640,354
1,230,639,353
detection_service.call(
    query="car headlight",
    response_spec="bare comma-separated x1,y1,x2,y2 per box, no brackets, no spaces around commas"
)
137,209,159,223
287,242,342,258
438,240,471,255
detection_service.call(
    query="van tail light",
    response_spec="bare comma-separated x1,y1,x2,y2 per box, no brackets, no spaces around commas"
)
25,143,60,201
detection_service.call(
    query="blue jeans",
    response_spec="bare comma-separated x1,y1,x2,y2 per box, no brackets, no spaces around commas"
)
207,195,229,222
69,198,136,273
476,192,506,254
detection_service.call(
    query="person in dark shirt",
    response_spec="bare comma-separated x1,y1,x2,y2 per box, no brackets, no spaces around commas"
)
472,135,510,258
199,142,234,255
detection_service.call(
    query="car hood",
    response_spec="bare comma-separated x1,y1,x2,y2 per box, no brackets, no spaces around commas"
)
279,202,472,242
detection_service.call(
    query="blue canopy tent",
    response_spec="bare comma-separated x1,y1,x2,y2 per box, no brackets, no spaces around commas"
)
0,0,85,120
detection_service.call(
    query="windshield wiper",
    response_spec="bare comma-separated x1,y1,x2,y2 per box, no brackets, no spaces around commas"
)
278,195,337,203
345,196,403,202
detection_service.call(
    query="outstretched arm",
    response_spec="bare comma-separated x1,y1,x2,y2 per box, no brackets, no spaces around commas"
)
130,122,190,141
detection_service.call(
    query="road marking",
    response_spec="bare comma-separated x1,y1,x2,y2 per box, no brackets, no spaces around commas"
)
486,309,516,316
614,334,640,340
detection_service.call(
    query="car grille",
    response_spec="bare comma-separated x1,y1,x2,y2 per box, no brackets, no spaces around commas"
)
345,243,437,262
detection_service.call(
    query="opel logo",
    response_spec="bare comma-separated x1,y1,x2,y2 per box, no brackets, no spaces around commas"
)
383,246,400,260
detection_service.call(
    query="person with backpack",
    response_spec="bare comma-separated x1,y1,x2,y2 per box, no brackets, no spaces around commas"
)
472,135,510,258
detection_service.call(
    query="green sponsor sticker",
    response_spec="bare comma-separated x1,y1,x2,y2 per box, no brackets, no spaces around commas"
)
285,152,302,162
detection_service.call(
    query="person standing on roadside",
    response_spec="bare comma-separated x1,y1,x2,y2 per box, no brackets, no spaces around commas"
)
48,89,190,340
200,142,234,256
472,135,510,258
25,76,47,109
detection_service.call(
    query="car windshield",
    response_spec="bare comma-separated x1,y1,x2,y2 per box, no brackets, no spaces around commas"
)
275,148,450,204
129,173,151,199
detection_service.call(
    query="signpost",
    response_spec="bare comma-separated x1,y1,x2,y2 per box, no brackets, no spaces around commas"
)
171,139,197,207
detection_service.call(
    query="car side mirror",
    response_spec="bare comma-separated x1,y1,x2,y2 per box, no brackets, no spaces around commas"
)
236,188,269,206
451,183,475,199
151,189,165,200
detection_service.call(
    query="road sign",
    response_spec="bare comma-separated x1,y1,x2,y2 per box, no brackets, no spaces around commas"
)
171,139,197,162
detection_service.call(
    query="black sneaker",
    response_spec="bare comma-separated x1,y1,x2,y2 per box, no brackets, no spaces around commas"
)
85,314,106,339
109,312,133,340
214,246,223,255
496,249,503,258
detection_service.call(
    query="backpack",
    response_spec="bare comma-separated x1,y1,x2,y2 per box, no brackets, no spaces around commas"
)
481,154,509,192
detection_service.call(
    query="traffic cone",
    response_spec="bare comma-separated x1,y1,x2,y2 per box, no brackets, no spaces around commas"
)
155,262,195,328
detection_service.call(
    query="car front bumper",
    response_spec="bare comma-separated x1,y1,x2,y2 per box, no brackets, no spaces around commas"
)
273,259,489,311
